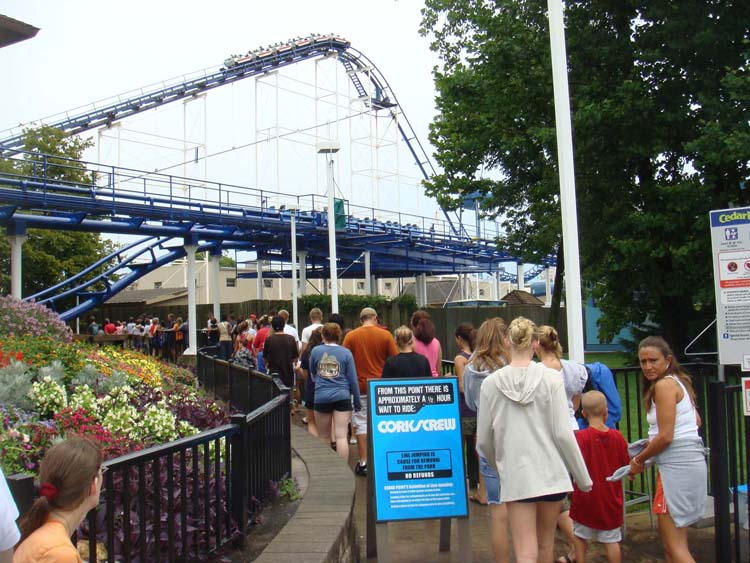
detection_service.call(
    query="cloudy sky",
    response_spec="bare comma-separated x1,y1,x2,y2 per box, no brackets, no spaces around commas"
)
1,1,438,151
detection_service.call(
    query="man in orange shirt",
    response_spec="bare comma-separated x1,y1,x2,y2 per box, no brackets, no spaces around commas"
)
343,307,398,476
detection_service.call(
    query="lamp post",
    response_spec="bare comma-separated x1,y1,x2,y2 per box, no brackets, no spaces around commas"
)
286,203,301,330
548,0,584,362
317,142,341,313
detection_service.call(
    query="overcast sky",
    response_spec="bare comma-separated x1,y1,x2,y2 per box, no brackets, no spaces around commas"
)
1,1,439,149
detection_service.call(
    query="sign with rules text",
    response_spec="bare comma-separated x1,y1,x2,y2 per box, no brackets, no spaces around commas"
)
710,207,750,368
368,377,468,522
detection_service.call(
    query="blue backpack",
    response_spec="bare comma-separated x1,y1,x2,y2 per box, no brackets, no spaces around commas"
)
577,362,622,430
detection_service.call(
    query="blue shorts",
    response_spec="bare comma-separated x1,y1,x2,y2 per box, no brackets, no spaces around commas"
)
479,454,501,505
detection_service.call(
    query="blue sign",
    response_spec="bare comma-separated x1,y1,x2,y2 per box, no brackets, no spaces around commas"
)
368,378,468,522
710,207,750,227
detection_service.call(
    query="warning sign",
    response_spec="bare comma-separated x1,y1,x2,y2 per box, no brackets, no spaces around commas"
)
711,207,750,366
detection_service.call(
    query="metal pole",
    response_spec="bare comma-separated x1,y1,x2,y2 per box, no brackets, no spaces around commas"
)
709,380,731,562
364,250,372,295
184,244,198,355
326,157,339,313
256,259,263,301
290,210,299,329
547,0,585,362
298,250,307,296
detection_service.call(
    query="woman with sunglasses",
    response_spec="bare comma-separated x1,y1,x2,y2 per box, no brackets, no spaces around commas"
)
14,437,105,563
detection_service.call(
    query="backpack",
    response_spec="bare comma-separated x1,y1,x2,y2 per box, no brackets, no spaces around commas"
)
576,362,622,430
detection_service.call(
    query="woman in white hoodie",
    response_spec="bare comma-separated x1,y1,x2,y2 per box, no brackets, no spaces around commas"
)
477,317,592,563
464,317,511,563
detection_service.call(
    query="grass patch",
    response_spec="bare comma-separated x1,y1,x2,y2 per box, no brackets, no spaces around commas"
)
584,352,632,369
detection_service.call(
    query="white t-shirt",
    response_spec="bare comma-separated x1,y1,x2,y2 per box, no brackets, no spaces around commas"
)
0,468,20,551
283,324,300,343
301,322,323,344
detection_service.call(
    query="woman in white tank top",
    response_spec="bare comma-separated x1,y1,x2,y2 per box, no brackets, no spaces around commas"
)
629,336,705,562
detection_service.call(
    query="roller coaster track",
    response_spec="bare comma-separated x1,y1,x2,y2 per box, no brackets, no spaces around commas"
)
0,34,462,235
0,150,524,319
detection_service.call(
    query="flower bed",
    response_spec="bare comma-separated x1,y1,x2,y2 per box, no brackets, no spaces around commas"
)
0,298,240,561
0,335,229,476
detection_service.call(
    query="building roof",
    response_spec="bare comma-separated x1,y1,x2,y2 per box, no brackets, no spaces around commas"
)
104,287,187,305
0,15,39,48
500,289,545,306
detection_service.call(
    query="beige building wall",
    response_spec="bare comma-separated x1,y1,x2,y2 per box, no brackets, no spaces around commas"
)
126,260,529,304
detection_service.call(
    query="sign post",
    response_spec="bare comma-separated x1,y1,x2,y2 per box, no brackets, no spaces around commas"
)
366,377,470,561
710,207,750,371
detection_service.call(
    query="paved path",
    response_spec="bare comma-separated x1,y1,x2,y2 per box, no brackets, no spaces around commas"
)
247,419,719,562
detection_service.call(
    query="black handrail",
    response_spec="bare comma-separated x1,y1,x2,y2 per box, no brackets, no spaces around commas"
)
40,350,295,562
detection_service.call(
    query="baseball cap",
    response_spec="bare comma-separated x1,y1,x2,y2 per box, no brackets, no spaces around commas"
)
250,314,257,320
360,307,377,319
271,315,285,332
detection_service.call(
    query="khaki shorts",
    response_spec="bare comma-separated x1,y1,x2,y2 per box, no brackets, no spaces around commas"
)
573,522,622,543
352,396,368,435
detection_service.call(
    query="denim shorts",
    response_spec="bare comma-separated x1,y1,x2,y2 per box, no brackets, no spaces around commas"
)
479,454,501,505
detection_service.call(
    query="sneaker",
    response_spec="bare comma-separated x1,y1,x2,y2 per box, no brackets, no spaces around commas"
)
330,442,337,451
349,437,357,445
354,461,368,476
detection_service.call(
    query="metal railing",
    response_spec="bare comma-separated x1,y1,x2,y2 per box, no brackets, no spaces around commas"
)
59,349,292,562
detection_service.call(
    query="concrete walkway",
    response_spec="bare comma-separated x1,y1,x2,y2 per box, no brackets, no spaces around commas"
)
248,420,719,562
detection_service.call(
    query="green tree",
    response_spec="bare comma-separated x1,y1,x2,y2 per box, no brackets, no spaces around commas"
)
195,252,237,267
0,126,116,302
421,0,750,349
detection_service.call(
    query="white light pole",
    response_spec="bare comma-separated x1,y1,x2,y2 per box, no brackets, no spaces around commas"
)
548,0,585,362
318,142,341,314
286,204,301,329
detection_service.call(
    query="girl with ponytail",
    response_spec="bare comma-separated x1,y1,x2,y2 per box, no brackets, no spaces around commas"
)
14,437,104,563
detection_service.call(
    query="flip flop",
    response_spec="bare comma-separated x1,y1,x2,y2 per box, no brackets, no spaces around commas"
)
469,495,488,506
556,555,575,563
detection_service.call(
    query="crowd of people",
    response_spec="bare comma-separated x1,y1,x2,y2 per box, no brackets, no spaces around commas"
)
85,314,188,362
3,304,707,562
254,306,705,563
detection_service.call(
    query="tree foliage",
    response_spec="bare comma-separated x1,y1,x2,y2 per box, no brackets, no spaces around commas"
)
421,0,750,348
0,126,116,301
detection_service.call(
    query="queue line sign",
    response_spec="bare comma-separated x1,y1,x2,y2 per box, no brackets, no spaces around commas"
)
367,377,468,523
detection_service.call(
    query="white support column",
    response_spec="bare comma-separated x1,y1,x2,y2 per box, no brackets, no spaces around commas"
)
204,252,210,304
545,267,553,307
256,259,264,301
9,234,26,299
210,253,221,320
549,0,585,362
364,250,372,295
184,244,198,355
370,275,377,296
491,270,500,301
517,262,525,291
416,274,427,307
298,250,307,296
